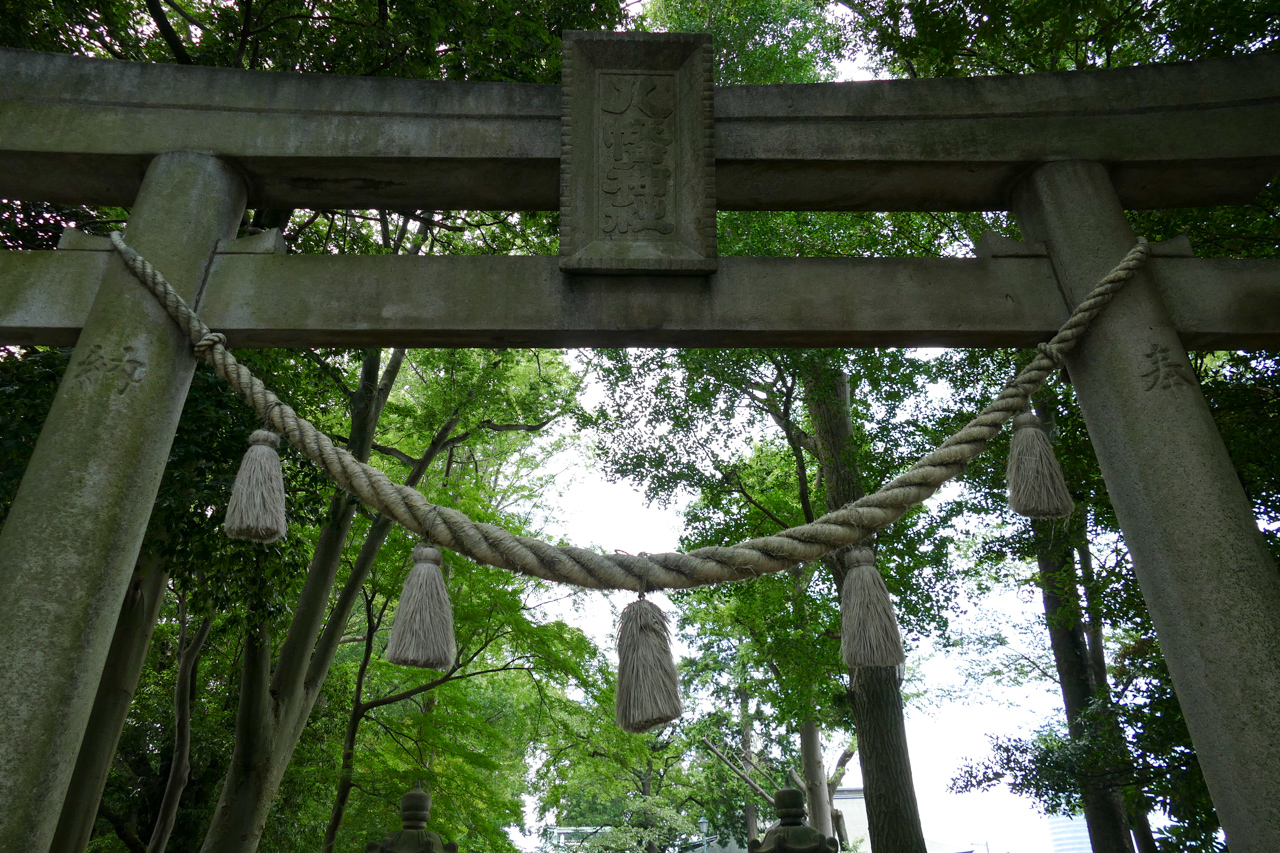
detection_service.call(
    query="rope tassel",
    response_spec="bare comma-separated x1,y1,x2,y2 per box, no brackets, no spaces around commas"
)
841,547,905,669
1006,412,1075,519
108,231,1149,593
615,598,682,733
224,429,287,543
386,544,456,670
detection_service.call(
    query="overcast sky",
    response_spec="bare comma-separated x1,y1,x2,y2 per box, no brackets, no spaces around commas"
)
529,424,1062,853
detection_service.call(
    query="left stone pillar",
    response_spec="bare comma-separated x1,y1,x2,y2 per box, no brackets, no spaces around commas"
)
0,152,245,850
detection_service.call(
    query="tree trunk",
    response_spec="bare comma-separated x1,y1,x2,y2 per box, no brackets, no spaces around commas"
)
642,763,659,853
740,691,759,841
803,360,928,853
321,588,384,853
1128,805,1160,853
1077,544,1110,693
1079,545,1160,853
1036,523,1133,853
827,740,857,844
50,550,170,853
147,610,212,853
320,696,363,853
801,717,834,837
832,810,849,850
199,490,373,853
848,667,926,853
99,802,147,853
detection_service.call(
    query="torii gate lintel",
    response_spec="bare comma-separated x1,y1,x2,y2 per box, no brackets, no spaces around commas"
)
1,34,1279,852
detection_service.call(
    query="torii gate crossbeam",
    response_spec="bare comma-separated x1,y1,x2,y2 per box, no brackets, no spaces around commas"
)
0,38,1278,853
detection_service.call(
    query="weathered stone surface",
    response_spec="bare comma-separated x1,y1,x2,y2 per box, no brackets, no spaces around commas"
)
1013,160,1280,853
3,251,1279,349
560,31,715,273
0,152,245,851
1,47,1276,211
713,54,1280,211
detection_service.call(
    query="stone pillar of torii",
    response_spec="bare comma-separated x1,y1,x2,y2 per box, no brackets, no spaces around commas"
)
1,32,1278,851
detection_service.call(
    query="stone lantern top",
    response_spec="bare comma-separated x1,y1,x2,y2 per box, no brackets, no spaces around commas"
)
747,788,838,853
364,783,458,853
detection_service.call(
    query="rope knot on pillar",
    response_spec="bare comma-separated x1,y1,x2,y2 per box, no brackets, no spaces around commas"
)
194,332,226,356
1036,342,1065,367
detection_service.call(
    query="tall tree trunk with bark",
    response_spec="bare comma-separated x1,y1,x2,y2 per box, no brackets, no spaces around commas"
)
801,717,834,837
1031,400,1154,853
199,349,403,853
1078,544,1159,853
147,601,212,853
740,691,759,841
827,740,857,848
50,550,171,853
848,666,925,853
1035,522,1133,853
321,585,390,853
803,360,928,853
642,762,659,853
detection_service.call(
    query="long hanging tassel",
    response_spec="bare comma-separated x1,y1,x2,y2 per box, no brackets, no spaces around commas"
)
224,429,288,543
1006,411,1075,519
615,597,682,733
386,544,456,670
840,546,905,669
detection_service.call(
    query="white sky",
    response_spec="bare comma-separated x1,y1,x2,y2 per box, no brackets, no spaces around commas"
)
528,425,1061,853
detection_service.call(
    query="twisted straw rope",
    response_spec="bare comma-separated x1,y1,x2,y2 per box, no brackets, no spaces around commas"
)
109,231,1149,592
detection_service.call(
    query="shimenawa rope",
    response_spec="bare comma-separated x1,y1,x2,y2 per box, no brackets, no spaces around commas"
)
107,231,1149,593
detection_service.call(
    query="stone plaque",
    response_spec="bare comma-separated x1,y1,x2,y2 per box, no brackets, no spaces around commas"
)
560,31,716,274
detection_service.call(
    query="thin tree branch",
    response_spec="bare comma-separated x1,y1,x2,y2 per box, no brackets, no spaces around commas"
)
298,350,355,400
476,417,556,433
147,612,211,853
702,737,776,806
163,0,206,30
98,801,147,853
144,0,194,63
369,441,416,467
721,470,790,530
826,741,858,799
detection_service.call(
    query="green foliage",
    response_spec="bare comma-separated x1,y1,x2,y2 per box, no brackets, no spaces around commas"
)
1,0,624,83
0,347,67,524
840,0,1280,78
0,200,129,250
646,0,849,84
537,679,709,853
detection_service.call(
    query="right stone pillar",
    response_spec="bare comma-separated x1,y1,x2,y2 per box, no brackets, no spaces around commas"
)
1012,160,1280,851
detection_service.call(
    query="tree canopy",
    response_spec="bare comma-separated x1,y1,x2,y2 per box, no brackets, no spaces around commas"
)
3,0,1279,851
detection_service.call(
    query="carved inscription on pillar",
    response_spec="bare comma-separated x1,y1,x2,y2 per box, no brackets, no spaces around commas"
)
561,31,716,274
1140,342,1194,390
72,343,146,394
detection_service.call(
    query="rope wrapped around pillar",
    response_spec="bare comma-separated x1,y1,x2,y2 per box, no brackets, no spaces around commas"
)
107,231,1149,593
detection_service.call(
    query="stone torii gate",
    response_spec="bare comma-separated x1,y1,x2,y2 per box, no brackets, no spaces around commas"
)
1,32,1279,851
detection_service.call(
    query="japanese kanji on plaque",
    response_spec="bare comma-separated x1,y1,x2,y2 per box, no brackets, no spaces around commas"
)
559,31,716,274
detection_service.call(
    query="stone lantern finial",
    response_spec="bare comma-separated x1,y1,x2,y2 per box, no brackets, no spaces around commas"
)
401,783,432,829
747,788,838,853
365,783,457,853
